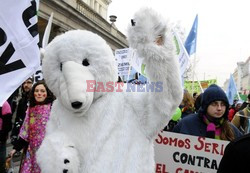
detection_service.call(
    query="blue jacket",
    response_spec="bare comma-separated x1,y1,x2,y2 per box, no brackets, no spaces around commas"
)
173,114,242,139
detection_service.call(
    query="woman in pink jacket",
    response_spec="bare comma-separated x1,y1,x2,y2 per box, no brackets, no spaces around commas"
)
9,81,55,173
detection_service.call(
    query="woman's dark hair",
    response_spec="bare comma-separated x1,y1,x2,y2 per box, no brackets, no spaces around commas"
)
221,120,235,141
29,80,55,107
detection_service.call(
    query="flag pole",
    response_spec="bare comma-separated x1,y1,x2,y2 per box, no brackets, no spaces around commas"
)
185,14,198,95
194,71,204,93
191,54,197,95
236,88,241,100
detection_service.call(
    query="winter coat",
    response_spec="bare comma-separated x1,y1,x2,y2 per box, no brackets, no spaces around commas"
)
231,105,250,134
14,103,52,173
10,92,29,145
228,108,237,121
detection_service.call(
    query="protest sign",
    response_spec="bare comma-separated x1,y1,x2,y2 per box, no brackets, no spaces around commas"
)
115,48,131,76
154,131,229,173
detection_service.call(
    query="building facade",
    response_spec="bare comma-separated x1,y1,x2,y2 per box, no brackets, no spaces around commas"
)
38,0,128,51
223,56,250,96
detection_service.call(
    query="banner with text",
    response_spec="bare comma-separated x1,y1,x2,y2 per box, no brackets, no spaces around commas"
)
0,0,40,106
154,131,229,173
34,65,43,83
115,48,131,76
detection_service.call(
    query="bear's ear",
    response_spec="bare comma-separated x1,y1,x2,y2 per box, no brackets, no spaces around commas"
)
40,48,45,60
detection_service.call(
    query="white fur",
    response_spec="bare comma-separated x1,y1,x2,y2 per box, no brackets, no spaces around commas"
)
37,8,183,173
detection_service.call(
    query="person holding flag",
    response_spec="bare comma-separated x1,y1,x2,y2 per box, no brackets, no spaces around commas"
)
232,94,250,134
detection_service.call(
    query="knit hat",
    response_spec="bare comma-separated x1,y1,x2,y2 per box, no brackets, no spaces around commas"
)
27,76,34,82
236,100,243,106
200,84,229,119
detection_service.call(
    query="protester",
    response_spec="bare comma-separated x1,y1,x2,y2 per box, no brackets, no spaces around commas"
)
239,94,250,110
193,92,198,102
9,81,55,173
7,89,19,115
179,90,195,118
173,84,242,141
217,133,250,173
231,97,250,134
10,77,33,148
228,100,243,121
0,101,12,173
194,93,203,113
231,99,238,108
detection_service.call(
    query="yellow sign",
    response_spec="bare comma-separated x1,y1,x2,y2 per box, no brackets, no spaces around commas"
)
184,79,217,94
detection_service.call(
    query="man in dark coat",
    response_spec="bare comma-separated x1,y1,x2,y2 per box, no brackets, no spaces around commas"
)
10,77,33,146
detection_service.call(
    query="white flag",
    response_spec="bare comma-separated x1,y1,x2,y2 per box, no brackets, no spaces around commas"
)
0,0,40,106
42,12,54,49
173,32,190,76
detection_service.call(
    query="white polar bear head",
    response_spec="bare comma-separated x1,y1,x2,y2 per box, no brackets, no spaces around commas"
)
42,30,118,115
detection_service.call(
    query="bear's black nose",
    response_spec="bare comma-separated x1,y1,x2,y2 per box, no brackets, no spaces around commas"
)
71,101,82,109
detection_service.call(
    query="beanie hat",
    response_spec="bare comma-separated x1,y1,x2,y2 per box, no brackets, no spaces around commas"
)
236,100,243,106
200,84,229,119
27,76,34,82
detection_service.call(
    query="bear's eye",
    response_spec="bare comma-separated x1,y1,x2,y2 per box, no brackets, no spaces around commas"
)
82,59,89,66
60,63,63,71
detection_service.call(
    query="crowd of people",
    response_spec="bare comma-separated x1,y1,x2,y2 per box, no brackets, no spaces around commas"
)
0,78,250,172
163,84,250,173
165,85,250,139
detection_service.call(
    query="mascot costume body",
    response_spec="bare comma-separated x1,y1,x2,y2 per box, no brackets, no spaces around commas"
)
37,8,183,173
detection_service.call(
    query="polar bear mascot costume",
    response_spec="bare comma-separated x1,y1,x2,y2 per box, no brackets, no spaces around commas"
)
37,8,183,173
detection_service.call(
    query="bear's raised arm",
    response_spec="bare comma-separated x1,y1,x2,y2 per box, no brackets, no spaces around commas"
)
127,8,183,137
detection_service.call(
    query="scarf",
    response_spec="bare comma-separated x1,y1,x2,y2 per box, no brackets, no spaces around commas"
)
202,114,224,140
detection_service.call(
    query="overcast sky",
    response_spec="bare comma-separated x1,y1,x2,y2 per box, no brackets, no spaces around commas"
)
108,0,250,86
